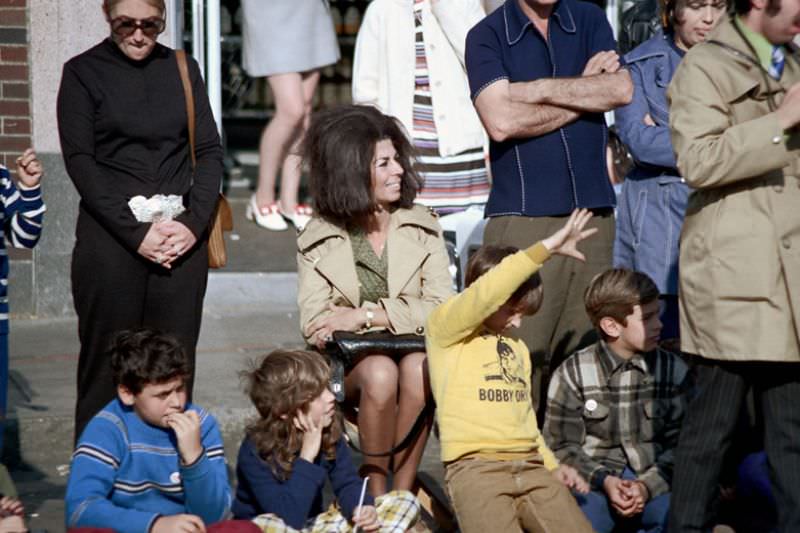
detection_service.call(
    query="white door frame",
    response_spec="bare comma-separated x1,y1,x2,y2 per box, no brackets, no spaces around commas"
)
168,0,222,137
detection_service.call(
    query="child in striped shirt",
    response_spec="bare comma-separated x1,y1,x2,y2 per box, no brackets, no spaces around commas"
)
65,329,231,533
0,148,45,453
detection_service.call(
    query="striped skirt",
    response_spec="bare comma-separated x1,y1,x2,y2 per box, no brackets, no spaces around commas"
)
412,0,489,215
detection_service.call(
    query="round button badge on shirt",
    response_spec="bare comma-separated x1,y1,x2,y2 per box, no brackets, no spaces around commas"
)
585,399,598,412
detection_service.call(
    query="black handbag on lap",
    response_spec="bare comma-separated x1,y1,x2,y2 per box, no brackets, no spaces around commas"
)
325,331,426,370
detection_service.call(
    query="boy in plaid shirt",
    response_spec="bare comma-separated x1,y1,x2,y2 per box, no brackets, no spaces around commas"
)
544,269,690,533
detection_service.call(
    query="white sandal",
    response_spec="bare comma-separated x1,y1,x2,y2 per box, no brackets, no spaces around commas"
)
280,204,313,231
245,195,288,231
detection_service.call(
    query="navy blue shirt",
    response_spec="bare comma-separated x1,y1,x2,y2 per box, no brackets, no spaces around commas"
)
466,0,618,217
232,437,374,529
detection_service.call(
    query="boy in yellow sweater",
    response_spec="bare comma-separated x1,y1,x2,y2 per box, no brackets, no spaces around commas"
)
426,209,597,533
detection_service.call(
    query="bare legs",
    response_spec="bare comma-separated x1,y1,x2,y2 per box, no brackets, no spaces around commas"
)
393,353,431,491
345,352,432,497
254,70,320,212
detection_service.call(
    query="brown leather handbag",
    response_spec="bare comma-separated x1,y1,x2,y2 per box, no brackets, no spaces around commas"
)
176,50,232,269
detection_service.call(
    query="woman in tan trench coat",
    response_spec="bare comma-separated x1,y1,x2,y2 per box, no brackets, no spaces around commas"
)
297,105,454,496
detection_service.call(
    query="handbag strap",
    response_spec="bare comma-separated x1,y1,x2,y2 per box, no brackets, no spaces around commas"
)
176,49,196,170
344,401,435,458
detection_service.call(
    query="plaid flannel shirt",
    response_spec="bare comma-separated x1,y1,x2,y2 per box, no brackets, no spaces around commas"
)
543,341,691,498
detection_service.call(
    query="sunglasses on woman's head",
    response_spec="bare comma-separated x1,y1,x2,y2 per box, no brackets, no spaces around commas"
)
110,16,166,38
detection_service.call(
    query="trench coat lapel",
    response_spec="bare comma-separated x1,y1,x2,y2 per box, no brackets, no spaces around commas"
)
387,229,428,298
714,20,800,97
314,238,360,308
387,208,439,298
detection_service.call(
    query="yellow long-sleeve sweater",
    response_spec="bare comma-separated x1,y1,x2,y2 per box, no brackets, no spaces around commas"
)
426,242,558,469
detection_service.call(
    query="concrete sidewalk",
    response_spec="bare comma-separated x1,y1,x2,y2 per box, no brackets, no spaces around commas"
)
7,272,445,532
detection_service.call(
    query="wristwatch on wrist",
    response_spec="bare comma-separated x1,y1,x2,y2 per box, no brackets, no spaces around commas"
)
364,309,374,329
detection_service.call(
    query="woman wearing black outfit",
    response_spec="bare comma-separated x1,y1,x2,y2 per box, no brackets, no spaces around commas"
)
57,0,222,440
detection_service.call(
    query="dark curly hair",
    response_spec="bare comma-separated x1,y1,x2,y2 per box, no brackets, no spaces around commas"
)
110,329,190,395
242,349,342,481
302,105,422,227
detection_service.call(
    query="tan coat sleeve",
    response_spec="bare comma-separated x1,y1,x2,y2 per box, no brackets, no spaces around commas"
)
297,247,335,343
380,227,455,335
668,52,797,189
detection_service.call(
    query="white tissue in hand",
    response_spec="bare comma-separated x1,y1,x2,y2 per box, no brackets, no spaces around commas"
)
128,194,186,222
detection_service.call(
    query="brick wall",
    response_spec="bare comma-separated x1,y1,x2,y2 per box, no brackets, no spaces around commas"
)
0,0,30,171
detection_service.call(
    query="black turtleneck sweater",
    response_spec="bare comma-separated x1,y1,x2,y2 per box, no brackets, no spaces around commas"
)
57,38,222,251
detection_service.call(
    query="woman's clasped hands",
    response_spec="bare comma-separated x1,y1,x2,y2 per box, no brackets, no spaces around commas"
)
138,220,197,268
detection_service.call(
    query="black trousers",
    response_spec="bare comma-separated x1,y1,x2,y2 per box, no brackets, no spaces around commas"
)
669,358,800,532
71,212,208,441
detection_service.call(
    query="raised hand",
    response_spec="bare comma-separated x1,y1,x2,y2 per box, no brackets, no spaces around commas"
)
541,208,598,261
166,410,203,465
295,408,323,462
15,148,43,188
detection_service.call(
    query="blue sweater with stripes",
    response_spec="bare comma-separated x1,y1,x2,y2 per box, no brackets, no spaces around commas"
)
65,399,231,533
0,165,45,334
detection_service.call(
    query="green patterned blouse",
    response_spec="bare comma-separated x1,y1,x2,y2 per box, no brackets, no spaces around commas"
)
349,228,389,305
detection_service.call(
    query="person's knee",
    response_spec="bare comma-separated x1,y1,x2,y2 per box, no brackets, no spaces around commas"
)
359,358,398,407
398,353,428,404
276,98,306,130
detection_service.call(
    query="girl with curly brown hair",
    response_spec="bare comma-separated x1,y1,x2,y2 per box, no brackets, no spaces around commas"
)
231,349,420,532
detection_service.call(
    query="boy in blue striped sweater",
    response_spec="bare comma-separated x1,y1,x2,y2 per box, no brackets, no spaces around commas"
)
0,148,45,453
65,329,231,533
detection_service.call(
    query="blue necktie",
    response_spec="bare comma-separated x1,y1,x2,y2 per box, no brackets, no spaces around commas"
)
770,45,785,80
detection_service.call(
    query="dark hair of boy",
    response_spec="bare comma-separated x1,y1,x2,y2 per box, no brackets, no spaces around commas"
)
109,329,190,395
464,245,544,316
584,269,660,338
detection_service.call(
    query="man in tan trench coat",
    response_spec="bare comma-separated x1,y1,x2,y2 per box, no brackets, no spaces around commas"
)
667,0,800,529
